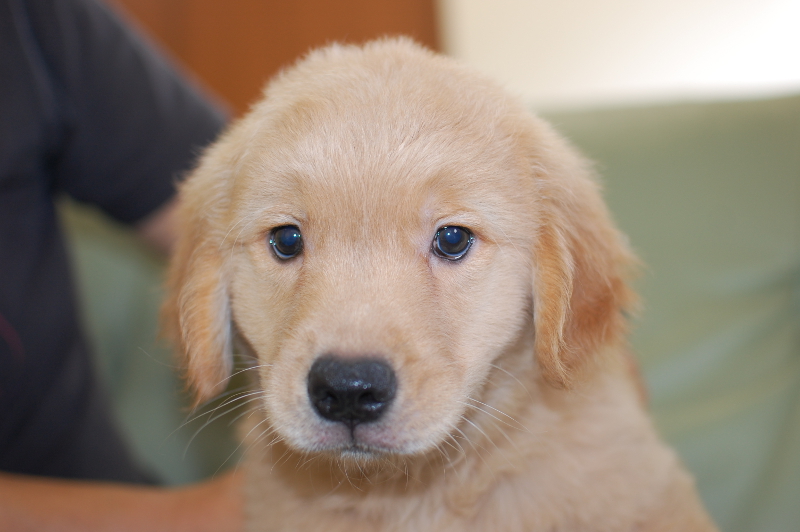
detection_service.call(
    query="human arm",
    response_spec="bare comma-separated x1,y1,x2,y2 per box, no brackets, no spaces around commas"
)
0,469,243,532
135,196,179,255
1,0,232,523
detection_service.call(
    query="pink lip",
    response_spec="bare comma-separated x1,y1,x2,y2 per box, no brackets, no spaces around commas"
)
305,422,403,456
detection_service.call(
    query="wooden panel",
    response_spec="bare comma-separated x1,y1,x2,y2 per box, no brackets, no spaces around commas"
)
109,0,439,115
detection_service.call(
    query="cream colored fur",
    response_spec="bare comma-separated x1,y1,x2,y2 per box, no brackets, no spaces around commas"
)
164,38,718,532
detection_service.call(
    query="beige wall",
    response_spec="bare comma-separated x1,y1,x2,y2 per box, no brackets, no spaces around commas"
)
438,0,800,110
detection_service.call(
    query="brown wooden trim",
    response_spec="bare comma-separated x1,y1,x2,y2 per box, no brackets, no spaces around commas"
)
108,0,439,115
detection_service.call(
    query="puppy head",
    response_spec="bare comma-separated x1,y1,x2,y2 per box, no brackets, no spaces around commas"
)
163,38,635,461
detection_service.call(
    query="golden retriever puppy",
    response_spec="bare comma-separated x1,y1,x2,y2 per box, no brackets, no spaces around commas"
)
163,38,717,531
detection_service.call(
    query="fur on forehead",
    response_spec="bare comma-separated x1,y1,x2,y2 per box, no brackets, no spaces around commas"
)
224,38,546,241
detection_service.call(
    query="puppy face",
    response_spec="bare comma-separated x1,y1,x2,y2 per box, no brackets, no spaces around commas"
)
164,39,634,463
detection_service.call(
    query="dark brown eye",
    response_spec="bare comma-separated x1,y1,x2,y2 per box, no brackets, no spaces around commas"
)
432,226,473,261
269,225,303,259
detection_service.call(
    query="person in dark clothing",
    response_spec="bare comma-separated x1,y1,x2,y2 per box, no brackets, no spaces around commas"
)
0,0,242,529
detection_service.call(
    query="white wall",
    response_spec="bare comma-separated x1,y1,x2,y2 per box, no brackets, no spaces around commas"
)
438,0,800,110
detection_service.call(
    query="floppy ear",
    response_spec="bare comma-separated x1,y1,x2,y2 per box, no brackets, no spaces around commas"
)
162,162,234,406
531,152,637,389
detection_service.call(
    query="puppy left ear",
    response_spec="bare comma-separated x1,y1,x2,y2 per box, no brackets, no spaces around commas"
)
161,161,234,406
531,149,637,388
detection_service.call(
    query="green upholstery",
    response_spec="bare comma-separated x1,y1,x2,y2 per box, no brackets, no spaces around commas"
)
60,204,238,486
62,94,799,530
545,95,800,532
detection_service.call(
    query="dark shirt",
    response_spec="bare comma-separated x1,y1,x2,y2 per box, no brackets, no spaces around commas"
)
0,0,225,482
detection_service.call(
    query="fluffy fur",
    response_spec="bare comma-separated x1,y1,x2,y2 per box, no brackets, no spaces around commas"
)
163,38,717,531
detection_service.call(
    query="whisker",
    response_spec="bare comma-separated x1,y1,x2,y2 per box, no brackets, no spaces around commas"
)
137,347,179,369
230,217,260,258
337,459,363,492
205,393,264,426
181,393,262,458
181,383,253,417
461,398,530,433
467,408,523,453
453,425,484,456
204,388,263,416
495,225,526,263
355,459,370,485
320,462,346,498
166,387,253,445
460,415,496,449
465,397,522,424
164,386,247,438
453,421,495,477
221,212,259,252
433,446,448,479
241,417,274,452
213,416,273,478
213,433,250,477
489,363,533,398
220,216,246,250
249,428,282,455
297,453,320,471
182,389,264,436
226,396,268,426
225,362,272,383
440,434,465,461
270,447,294,473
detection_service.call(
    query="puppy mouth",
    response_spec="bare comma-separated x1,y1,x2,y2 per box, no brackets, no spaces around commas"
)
336,440,392,458
308,420,405,457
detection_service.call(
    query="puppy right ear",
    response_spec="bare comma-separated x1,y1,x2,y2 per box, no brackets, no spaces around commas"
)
527,127,637,390
162,179,233,406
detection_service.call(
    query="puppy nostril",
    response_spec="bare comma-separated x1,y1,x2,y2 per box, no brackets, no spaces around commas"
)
307,355,397,427
358,392,378,408
316,392,338,414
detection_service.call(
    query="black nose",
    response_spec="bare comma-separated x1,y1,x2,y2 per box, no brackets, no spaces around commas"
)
307,356,397,428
